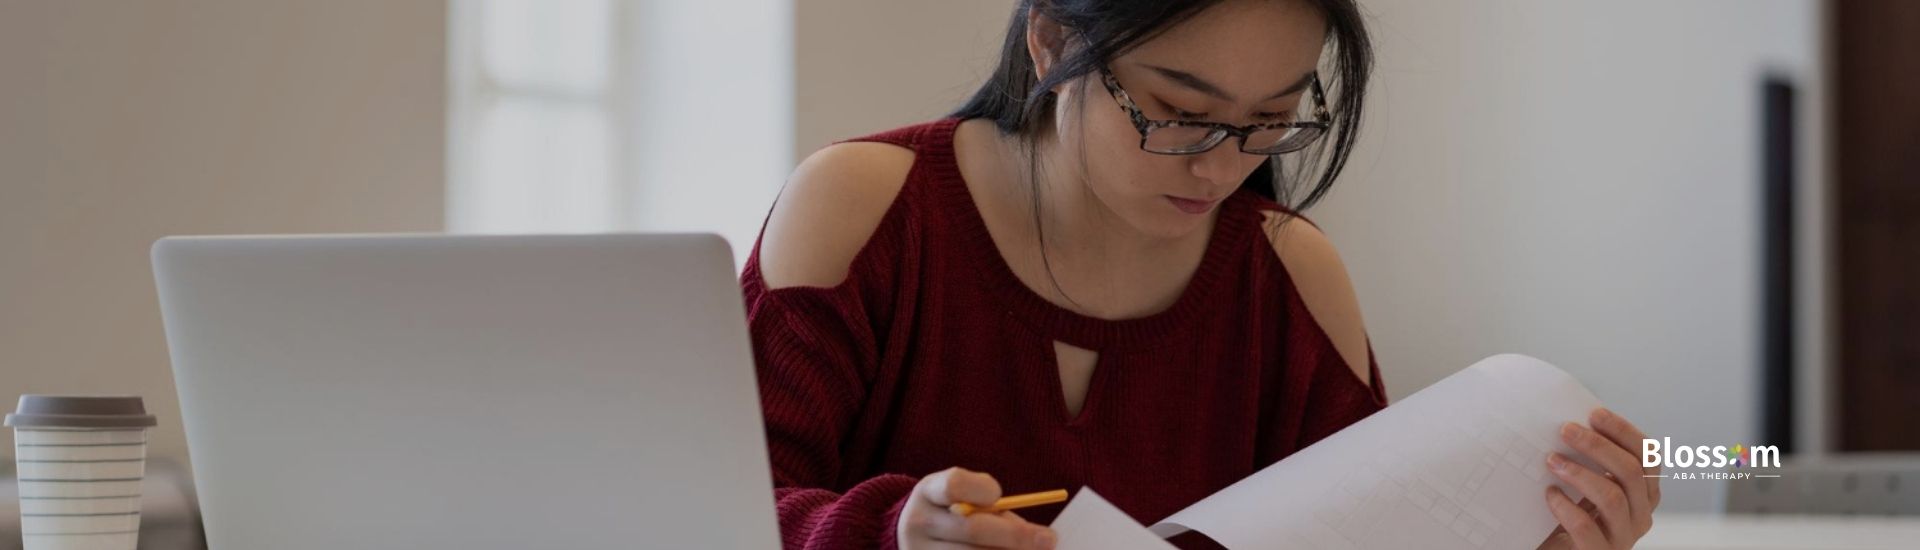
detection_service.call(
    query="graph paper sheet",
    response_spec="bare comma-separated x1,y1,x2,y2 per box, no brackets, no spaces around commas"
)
1053,354,1608,550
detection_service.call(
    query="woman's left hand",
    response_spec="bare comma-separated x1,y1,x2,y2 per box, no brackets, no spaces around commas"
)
1537,408,1662,549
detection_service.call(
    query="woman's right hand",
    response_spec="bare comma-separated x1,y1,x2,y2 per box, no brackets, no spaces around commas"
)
898,467,1059,550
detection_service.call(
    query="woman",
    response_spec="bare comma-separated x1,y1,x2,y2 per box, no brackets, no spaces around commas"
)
742,1,1662,548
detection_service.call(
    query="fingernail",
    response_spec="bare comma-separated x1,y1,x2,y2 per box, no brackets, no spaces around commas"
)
1595,408,1614,423
1561,422,1579,440
1548,453,1569,473
1037,529,1058,549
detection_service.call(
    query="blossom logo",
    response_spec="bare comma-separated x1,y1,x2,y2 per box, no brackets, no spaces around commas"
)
1641,437,1782,480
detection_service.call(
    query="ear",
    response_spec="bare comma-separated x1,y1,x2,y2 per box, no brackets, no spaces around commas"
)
1025,8,1067,81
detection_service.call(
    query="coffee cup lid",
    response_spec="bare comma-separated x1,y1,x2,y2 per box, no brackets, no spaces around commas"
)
5,395,157,429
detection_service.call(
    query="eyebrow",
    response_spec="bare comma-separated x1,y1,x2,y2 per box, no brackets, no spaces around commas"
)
1136,63,1314,104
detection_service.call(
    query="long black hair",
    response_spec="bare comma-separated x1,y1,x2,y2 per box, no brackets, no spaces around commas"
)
950,0,1372,210
948,0,1371,312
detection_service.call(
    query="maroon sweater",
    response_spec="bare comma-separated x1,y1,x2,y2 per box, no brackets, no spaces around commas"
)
740,118,1387,549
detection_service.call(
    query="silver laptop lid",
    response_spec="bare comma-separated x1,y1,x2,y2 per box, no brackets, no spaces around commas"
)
152,233,777,549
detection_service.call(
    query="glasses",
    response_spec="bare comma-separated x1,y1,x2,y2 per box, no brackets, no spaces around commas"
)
1099,68,1331,155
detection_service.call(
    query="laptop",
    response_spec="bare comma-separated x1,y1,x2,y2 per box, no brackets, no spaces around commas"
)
151,233,779,549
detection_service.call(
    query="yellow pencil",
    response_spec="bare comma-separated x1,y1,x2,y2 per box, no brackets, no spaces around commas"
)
949,489,1070,516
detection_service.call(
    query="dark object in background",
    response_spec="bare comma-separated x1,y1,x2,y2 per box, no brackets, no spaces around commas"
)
1761,76,1795,455
1835,0,1920,452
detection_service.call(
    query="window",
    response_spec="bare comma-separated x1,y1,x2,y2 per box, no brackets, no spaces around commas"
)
448,0,792,269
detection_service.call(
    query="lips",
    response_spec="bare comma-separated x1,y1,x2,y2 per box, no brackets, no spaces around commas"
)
1165,195,1221,215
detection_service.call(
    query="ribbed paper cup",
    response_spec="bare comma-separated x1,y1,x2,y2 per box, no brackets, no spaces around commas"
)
7,396,157,550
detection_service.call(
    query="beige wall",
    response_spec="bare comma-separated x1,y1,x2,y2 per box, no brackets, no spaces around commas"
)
1311,0,1827,511
2,0,1015,472
793,0,1018,161
0,0,447,467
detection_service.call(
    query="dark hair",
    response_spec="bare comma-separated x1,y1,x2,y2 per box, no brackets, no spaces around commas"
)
951,0,1372,210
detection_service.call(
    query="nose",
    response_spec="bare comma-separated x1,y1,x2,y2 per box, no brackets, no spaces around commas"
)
1188,136,1262,187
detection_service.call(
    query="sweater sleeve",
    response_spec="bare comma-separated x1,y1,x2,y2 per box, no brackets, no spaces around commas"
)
1296,342,1388,448
741,243,919,550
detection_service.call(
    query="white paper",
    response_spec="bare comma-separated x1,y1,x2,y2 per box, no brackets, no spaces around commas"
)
1049,354,1606,550
1051,488,1178,550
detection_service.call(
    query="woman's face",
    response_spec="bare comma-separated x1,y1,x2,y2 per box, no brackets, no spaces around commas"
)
1049,0,1328,238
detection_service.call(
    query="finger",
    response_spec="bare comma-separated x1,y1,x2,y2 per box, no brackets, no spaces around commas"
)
1547,486,1610,549
1588,409,1655,474
902,512,968,548
1588,408,1662,508
1562,421,1653,531
1649,469,1663,510
1539,502,1600,550
920,468,1004,507
1000,510,1056,549
924,509,1056,549
1548,452,1631,544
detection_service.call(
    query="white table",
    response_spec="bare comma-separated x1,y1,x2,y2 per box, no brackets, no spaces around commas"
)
1639,512,1920,549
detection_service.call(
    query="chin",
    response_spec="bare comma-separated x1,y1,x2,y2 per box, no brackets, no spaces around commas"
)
1129,204,1213,240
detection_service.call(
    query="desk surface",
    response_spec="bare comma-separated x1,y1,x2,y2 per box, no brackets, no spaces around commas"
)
1639,512,1920,549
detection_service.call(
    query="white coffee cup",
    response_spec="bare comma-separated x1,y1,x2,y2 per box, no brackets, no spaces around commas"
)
7,395,157,550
